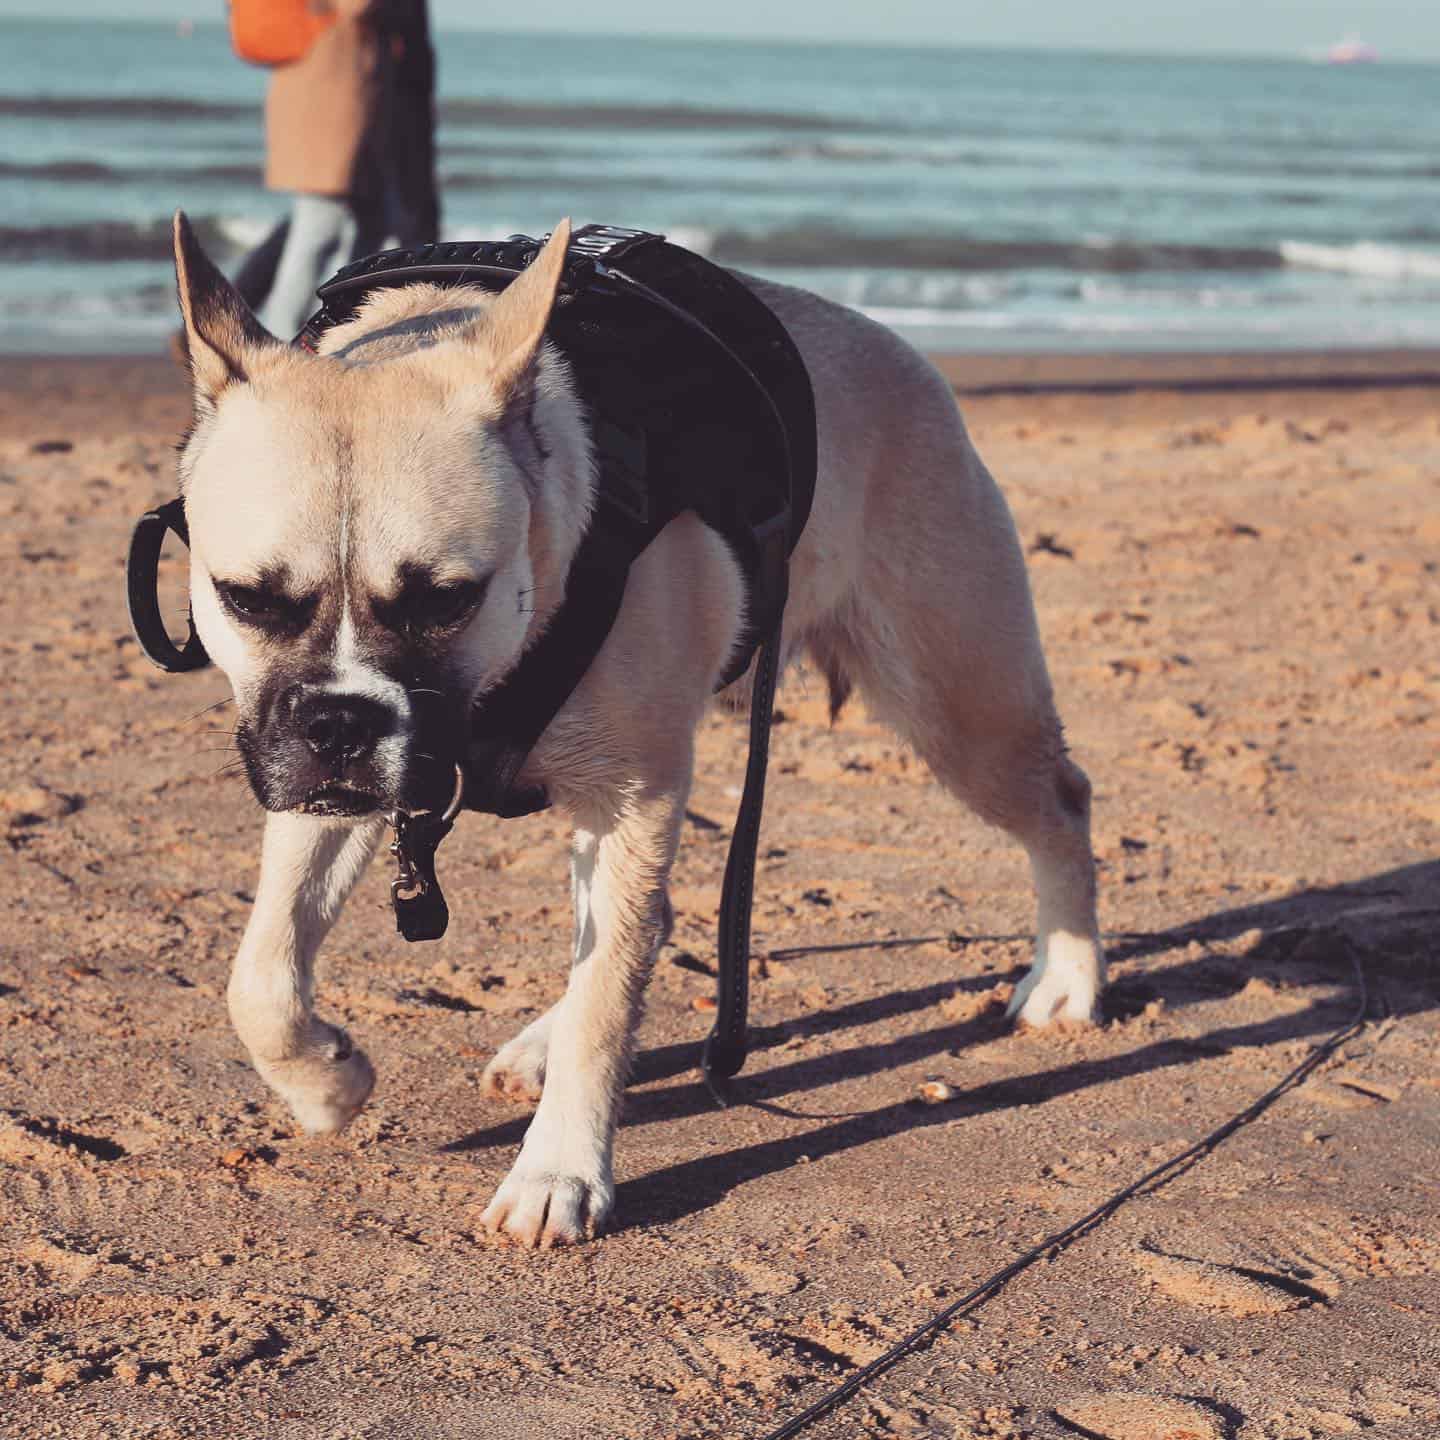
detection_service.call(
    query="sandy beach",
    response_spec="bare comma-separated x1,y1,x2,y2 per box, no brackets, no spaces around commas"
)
1,350,1437,1440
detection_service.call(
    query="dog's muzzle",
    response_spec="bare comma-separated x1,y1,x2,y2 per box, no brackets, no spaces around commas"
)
238,680,407,817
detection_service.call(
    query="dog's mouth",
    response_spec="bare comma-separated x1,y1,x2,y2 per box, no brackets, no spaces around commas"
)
297,784,384,818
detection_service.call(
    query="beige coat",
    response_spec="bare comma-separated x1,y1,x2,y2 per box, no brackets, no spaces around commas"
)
264,14,381,197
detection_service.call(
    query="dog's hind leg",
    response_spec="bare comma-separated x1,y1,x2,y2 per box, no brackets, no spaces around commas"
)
480,774,687,1246
979,741,1104,1027
864,656,1103,1024
227,813,385,1133
479,839,604,1103
480,1006,554,1104
1013,752,1104,1025
481,869,673,1105
819,504,1104,1026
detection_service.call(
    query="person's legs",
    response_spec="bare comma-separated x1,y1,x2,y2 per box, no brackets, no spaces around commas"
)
258,193,357,339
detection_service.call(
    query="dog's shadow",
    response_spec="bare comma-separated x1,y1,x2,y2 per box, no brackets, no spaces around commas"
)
444,860,1438,1231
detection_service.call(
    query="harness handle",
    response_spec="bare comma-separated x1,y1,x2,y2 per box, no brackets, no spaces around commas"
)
125,498,211,673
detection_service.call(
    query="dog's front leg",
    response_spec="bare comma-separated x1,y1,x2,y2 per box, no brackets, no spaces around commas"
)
227,812,385,1134
481,782,685,1247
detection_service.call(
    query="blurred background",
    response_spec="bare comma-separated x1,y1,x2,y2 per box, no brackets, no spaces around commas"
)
3,1,1440,354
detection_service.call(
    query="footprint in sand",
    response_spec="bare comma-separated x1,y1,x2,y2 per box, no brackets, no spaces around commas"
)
1055,1392,1229,1440
1134,1247,1321,1316
0,1114,127,1165
729,1259,804,1295
12,1290,317,1391
0,784,81,832
16,1236,105,1289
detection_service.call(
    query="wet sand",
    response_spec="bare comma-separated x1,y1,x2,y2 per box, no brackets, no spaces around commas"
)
2,351,1437,1439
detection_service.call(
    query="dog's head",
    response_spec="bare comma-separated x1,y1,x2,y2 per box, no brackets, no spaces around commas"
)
172,213,592,818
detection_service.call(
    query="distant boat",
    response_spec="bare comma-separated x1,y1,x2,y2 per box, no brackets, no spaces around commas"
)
1327,37,1378,64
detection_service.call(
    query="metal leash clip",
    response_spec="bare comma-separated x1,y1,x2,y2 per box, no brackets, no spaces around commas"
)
386,764,466,943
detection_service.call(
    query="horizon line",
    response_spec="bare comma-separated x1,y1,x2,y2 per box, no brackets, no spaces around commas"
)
0,12,1436,66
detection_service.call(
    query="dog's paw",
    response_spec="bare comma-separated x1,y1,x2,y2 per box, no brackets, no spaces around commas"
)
480,1014,552,1103
262,1024,376,1135
1007,933,1105,1029
1007,974,1098,1027
480,1165,614,1248
1006,963,1102,1028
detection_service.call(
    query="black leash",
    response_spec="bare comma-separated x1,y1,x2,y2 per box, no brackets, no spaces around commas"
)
743,946,1371,1440
703,626,783,1102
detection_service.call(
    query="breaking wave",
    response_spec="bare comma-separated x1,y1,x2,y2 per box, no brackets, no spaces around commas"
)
1280,239,1440,280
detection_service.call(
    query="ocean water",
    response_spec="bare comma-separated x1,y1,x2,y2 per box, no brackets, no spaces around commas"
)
4,18,1440,354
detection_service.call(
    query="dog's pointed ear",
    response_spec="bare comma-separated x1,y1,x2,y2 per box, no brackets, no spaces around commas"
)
481,218,571,402
173,210,280,407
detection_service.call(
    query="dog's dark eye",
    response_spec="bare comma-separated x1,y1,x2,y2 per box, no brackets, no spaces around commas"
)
372,570,490,636
409,580,487,629
215,580,315,632
217,583,276,618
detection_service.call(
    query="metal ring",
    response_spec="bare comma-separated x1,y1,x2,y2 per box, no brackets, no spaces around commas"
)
440,763,466,824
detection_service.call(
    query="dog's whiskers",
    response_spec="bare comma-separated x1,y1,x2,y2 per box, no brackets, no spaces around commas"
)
176,697,234,729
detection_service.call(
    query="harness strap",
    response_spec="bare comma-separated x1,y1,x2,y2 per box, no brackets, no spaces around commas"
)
463,522,635,818
702,624,783,1101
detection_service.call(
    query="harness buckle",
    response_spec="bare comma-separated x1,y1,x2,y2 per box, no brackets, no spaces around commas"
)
389,818,427,902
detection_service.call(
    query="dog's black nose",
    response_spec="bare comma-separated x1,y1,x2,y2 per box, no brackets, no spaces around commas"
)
296,693,394,767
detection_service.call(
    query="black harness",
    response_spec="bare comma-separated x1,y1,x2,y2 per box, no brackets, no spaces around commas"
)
127,225,816,1090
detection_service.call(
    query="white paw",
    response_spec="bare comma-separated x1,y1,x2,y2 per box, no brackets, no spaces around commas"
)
1008,934,1105,1028
260,1023,376,1135
481,1012,553,1103
1007,970,1098,1027
480,1163,614,1248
